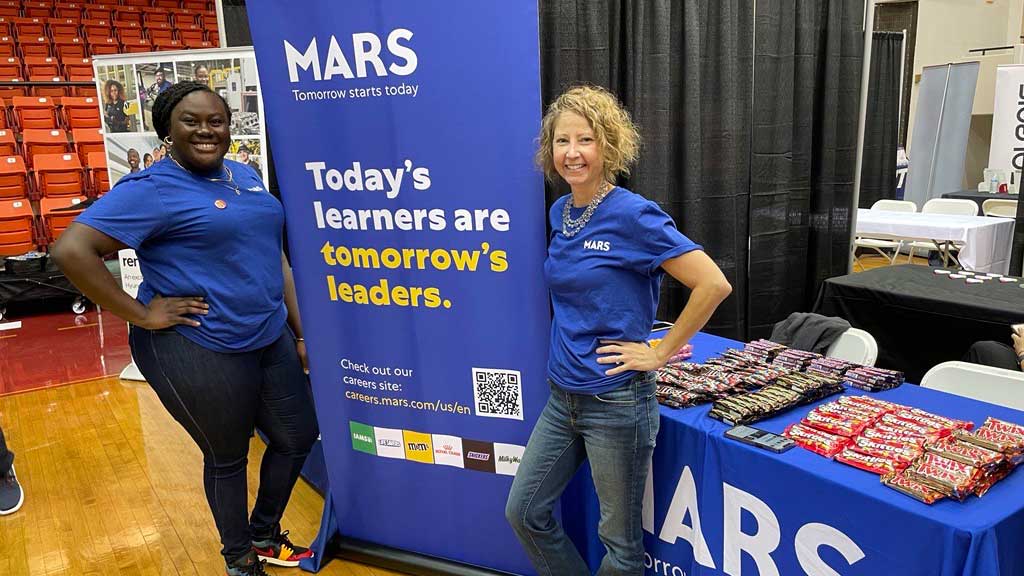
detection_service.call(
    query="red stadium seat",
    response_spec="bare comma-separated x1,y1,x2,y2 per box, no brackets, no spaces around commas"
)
86,37,119,55
182,1,209,12
71,126,102,165
0,155,28,199
0,129,19,156
83,7,112,22
153,39,182,52
18,36,52,58
62,56,91,79
154,0,181,9
22,128,70,165
121,38,152,53
142,8,171,26
60,95,99,129
0,80,27,100
147,25,173,44
33,152,85,198
183,38,211,50
39,194,85,242
0,35,16,58
0,197,37,255
23,3,53,19
23,56,59,78
12,17,47,38
12,96,59,130
29,77,68,99
48,18,82,38
53,36,87,58
82,18,110,39
52,6,83,20
0,4,17,19
113,6,142,25
85,150,107,195
0,57,21,79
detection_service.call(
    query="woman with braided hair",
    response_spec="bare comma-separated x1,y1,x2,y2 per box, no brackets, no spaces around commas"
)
52,81,317,576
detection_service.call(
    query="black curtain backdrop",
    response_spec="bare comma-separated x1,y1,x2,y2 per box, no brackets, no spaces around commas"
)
859,32,903,209
747,0,864,339
538,0,753,340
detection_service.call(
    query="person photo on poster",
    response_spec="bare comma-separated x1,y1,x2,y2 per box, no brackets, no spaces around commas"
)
506,85,731,575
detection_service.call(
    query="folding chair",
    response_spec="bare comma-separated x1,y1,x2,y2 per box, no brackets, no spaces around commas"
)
906,198,979,267
33,152,85,197
921,361,1024,411
982,198,1018,218
853,199,916,269
825,327,878,366
0,197,37,256
0,155,28,199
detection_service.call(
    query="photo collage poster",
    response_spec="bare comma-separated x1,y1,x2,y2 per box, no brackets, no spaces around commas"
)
92,47,269,188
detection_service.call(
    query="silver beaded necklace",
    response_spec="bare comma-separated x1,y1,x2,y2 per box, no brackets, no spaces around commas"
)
561,181,613,238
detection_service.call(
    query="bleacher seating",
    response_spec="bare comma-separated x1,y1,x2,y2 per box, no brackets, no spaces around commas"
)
0,0,220,255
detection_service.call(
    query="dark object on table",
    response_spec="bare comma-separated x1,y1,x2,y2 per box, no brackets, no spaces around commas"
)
814,265,1024,383
770,312,851,354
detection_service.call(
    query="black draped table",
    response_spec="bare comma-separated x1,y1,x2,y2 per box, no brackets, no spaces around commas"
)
813,264,1024,383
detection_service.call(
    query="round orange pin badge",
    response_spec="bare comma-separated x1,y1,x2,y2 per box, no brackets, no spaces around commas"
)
214,199,227,209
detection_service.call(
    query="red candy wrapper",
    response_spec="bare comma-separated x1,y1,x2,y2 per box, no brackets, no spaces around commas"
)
852,436,922,464
981,417,1024,441
904,453,982,500
891,410,956,434
881,471,946,504
842,395,904,412
784,423,850,458
862,426,926,448
804,410,870,437
881,413,949,438
835,447,906,475
925,436,1003,468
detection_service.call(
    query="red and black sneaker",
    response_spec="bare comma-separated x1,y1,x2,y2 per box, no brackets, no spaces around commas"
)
252,529,314,567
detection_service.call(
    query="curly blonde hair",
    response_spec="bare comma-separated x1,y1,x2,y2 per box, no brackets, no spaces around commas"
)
536,85,640,183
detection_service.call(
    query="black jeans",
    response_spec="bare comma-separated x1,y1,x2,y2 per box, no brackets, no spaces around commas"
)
964,341,1022,372
130,325,319,563
0,422,12,474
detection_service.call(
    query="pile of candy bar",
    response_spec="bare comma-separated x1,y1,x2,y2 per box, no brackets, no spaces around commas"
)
772,349,822,371
806,357,857,379
707,372,844,425
743,339,788,363
844,366,904,392
784,398,1024,504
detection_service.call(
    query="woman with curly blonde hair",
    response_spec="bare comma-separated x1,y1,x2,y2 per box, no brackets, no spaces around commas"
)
506,85,732,575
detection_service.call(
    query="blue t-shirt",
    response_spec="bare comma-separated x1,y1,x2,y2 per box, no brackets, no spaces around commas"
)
544,187,702,394
76,158,287,352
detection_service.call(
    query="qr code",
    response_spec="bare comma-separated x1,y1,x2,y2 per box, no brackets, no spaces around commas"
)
472,367,523,420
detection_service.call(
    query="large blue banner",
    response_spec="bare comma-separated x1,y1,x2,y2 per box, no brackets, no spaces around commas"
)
247,3,547,573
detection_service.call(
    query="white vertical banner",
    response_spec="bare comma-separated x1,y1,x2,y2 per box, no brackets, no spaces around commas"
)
989,64,1024,174
117,248,145,381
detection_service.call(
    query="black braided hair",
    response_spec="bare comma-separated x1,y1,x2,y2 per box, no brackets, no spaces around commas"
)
151,81,232,142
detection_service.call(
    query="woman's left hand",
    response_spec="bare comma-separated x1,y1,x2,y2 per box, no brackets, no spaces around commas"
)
296,340,309,374
596,340,667,376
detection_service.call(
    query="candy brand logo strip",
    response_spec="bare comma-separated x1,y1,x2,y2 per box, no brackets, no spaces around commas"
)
402,430,434,464
430,434,464,468
494,443,525,476
373,426,405,459
349,421,376,455
461,439,496,473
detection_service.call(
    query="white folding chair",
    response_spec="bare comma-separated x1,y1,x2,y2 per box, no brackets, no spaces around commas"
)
906,198,979,267
853,199,917,269
982,198,1018,218
825,327,878,366
921,361,1024,411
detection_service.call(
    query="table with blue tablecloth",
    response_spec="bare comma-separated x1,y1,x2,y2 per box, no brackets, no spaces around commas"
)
564,331,1024,576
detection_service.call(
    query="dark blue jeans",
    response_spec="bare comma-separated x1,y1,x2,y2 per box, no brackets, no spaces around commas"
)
506,372,659,576
130,325,319,563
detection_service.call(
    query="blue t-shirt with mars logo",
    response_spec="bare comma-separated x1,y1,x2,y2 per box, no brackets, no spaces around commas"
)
544,187,701,394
